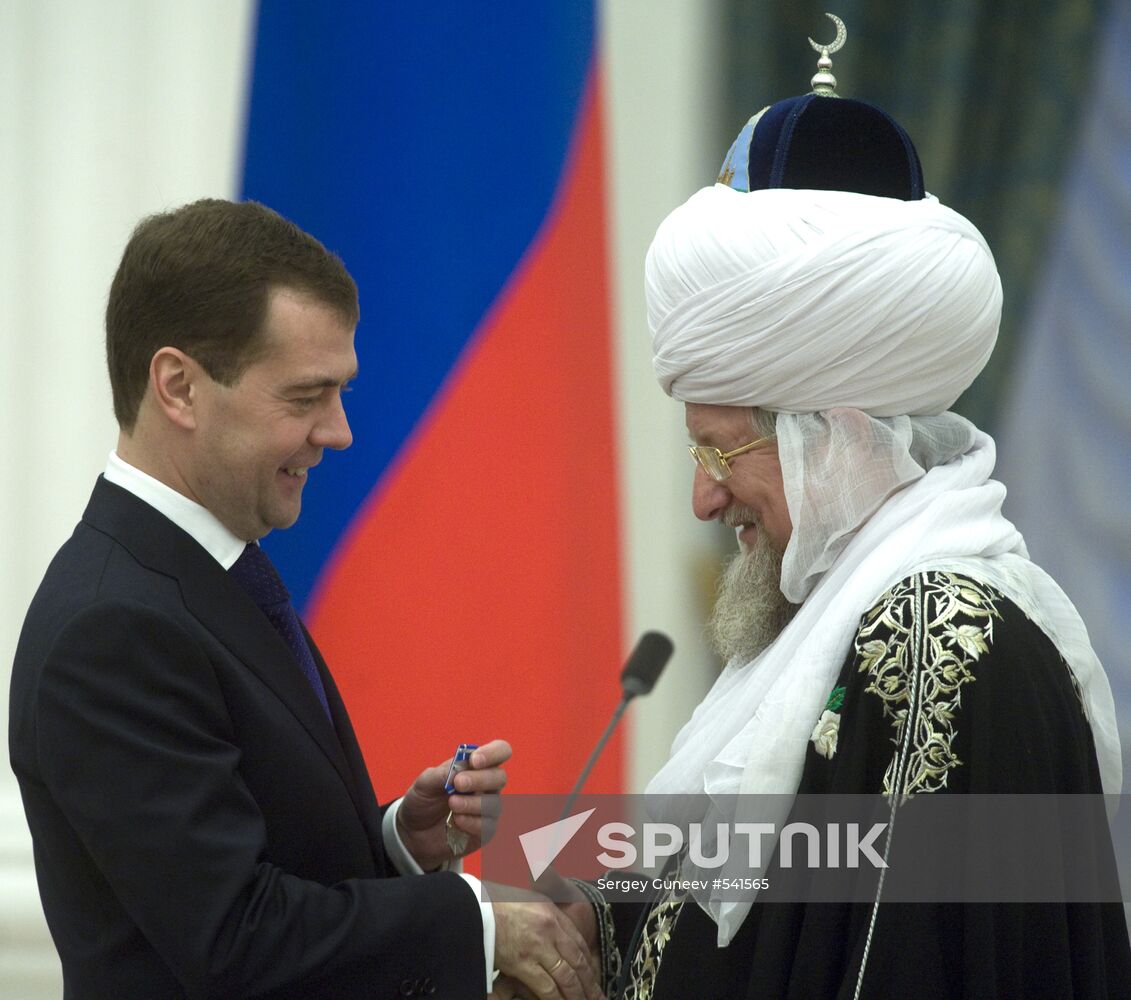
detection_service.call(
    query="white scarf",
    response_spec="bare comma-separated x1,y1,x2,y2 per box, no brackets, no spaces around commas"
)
646,413,1122,945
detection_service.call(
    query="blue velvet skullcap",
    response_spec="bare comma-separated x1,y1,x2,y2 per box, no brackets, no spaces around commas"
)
717,93,925,200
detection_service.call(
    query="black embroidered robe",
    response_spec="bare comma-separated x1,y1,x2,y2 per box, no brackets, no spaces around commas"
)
600,571,1131,1000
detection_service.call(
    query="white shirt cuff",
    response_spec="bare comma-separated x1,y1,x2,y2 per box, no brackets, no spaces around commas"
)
460,873,497,992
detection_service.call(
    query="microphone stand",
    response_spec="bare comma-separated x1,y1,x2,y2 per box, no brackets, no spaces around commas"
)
558,694,633,822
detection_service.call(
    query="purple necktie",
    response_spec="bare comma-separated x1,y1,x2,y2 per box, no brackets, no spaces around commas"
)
229,543,332,721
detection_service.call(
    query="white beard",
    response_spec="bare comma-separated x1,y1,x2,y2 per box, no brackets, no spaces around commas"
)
706,530,797,665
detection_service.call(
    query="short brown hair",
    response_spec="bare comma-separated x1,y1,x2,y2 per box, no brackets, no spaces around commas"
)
106,198,359,430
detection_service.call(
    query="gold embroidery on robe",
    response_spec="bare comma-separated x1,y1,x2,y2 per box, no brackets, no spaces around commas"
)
623,859,691,1000
857,571,1001,797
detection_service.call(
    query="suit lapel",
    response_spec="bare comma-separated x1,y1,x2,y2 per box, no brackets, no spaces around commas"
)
82,478,365,811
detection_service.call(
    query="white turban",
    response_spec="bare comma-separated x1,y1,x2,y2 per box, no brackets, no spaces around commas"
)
645,185,1002,415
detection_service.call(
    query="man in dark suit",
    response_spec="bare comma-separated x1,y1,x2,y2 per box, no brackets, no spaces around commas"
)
8,199,600,999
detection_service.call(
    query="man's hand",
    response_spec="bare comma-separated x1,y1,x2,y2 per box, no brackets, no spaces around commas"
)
397,739,511,871
532,867,598,956
491,891,603,1000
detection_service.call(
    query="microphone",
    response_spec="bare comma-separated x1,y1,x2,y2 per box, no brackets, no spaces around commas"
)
619,630,673,699
559,632,673,820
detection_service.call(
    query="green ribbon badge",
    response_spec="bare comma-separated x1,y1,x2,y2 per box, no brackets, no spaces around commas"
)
824,685,846,713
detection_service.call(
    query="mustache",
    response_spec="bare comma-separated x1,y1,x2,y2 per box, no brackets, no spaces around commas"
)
721,506,760,529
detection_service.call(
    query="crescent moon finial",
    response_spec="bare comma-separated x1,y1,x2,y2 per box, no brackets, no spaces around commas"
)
808,13,847,96
808,13,847,56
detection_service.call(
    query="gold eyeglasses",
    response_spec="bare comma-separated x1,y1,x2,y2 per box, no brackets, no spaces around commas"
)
688,436,774,482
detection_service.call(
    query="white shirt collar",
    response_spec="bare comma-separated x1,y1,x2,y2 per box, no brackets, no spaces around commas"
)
103,451,249,569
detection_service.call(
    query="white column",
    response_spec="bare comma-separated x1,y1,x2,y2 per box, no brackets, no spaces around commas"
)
600,0,728,791
0,3,254,992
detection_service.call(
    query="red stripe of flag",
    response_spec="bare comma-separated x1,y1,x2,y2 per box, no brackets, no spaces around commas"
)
309,70,624,849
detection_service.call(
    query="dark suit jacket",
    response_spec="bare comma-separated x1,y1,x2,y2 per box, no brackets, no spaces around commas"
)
9,477,484,999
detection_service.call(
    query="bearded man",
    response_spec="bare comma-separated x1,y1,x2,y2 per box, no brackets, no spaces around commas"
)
576,47,1130,1000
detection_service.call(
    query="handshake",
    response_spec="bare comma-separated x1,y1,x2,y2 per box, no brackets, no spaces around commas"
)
398,740,607,1000
400,636,671,997
488,872,604,1000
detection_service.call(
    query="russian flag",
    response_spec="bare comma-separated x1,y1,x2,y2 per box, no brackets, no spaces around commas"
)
242,3,626,815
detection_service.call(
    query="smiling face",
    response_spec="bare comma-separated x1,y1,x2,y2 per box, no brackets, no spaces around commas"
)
685,402,792,553
184,287,357,540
